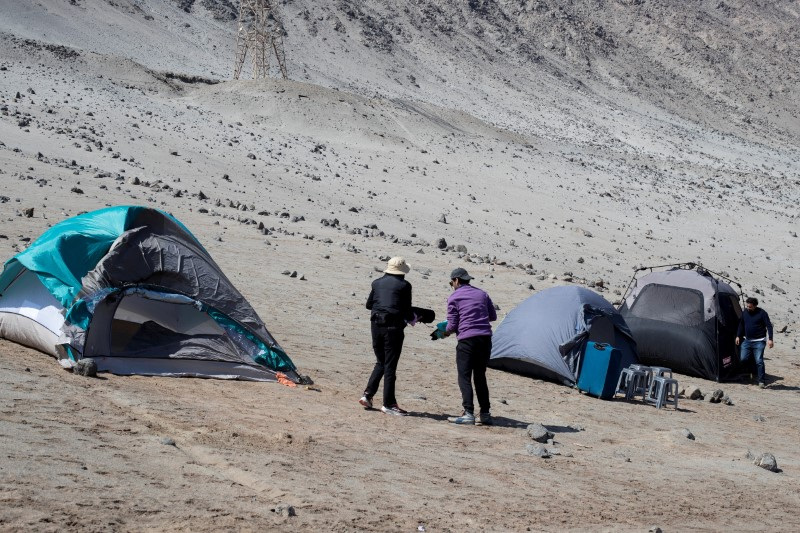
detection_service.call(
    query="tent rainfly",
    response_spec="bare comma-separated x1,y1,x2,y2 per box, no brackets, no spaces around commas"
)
0,206,302,382
490,286,638,386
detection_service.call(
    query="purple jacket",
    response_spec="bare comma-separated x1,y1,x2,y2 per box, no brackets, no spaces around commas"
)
446,284,497,340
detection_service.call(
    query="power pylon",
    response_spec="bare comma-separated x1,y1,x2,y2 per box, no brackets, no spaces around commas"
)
234,0,288,80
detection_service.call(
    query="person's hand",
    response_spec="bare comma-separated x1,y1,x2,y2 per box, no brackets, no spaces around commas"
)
768,340,774,349
735,337,740,346
443,331,451,338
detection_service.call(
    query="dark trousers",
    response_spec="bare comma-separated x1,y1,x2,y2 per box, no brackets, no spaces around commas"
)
364,323,405,407
456,335,492,414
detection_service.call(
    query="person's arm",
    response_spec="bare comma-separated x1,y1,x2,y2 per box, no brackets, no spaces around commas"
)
366,287,374,310
765,310,774,347
487,293,497,322
445,297,459,336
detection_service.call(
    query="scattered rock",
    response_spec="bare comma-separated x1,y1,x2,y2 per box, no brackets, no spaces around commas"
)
247,152,256,160
526,423,554,443
525,444,550,458
22,207,34,218
160,436,176,446
438,214,447,223
681,428,695,440
72,358,97,377
273,503,296,517
754,452,779,472
683,386,703,400
753,414,766,422
722,395,734,406
770,283,786,295
436,238,447,250
708,389,724,403
289,271,298,278
70,187,84,194
649,527,663,533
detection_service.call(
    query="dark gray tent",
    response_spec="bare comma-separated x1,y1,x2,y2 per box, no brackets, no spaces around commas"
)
490,286,638,386
619,265,742,381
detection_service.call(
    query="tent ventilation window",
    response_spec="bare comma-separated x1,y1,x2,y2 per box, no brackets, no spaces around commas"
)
629,284,705,326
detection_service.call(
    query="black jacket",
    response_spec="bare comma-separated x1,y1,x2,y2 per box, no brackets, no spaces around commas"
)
366,274,413,326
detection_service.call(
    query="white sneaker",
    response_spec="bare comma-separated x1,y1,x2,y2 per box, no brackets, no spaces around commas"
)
359,396,372,409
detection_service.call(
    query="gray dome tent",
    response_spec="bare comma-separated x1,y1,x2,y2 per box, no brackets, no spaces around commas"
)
490,286,638,386
619,264,743,381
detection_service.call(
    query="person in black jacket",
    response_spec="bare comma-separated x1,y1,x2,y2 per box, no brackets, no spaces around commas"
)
736,297,774,388
360,257,414,415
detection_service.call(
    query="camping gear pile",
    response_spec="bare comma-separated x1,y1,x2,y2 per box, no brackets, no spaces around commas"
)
0,206,303,382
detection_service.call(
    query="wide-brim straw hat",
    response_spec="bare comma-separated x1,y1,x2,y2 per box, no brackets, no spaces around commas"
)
384,256,411,275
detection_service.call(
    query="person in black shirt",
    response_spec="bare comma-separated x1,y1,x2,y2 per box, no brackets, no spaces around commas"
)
736,297,774,388
360,257,413,415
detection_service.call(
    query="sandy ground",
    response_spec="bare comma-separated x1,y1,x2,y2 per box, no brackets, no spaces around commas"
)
1,0,800,530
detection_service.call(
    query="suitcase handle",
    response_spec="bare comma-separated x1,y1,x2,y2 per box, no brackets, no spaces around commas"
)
592,342,609,351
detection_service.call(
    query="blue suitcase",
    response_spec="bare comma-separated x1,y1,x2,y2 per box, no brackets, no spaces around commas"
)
577,342,622,400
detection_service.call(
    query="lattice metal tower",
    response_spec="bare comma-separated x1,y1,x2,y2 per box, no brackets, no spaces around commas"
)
234,0,288,80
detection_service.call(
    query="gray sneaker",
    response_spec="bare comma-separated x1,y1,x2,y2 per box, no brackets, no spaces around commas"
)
447,411,475,425
758,382,766,389
476,412,493,426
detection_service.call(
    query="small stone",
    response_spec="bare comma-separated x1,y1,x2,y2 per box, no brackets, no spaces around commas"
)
22,207,34,218
273,503,296,517
681,428,695,440
649,527,663,533
754,452,778,472
577,257,584,263
72,358,97,377
525,444,550,458
128,177,140,185
436,238,447,250
70,187,84,194
160,437,176,446
753,415,766,422
708,389,724,403
289,271,298,278
526,423,554,443
438,214,447,223
723,395,733,406
683,386,703,400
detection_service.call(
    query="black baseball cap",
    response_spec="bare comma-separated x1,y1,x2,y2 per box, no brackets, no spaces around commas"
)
450,268,474,281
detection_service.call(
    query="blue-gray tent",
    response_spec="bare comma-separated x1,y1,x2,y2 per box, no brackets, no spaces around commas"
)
490,286,637,385
0,206,302,382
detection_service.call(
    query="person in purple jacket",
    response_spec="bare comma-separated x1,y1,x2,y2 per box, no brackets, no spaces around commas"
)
443,268,497,425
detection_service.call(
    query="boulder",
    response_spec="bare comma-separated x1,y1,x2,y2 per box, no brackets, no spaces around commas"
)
525,444,550,458
754,453,778,472
73,358,97,377
683,386,703,400
526,423,554,443
708,389,724,403
273,503,296,517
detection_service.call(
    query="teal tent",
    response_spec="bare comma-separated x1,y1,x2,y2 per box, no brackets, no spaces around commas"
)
0,206,301,382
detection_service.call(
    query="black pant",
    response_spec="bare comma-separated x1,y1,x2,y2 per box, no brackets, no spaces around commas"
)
365,323,405,407
456,335,492,414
